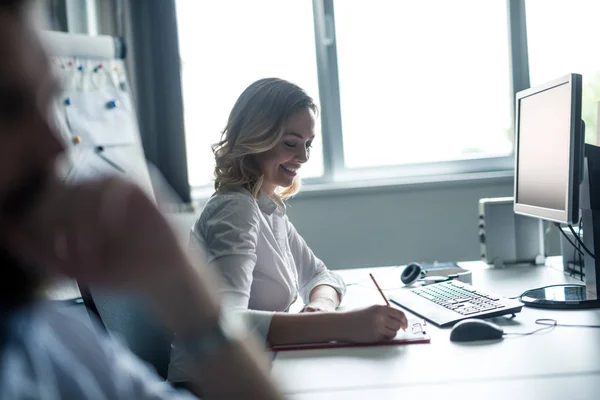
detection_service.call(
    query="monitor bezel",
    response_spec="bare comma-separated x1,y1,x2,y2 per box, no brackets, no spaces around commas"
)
513,73,583,225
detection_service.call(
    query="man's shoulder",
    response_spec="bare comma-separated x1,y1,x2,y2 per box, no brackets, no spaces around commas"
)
1,302,188,399
1,302,113,398
4,301,112,366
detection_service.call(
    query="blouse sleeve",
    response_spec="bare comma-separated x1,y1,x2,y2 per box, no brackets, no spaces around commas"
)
190,193,274,342
285,216,346,305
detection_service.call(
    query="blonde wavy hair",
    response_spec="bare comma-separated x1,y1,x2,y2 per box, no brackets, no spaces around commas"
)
213,78,317,200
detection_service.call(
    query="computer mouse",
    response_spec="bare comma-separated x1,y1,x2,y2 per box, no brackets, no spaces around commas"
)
449,319,504,342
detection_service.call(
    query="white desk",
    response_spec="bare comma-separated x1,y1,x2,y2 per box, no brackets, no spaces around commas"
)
272,259,600,399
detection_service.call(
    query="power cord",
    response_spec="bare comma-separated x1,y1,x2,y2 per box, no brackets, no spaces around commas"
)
555,222,585,257
568,223,595,259
577,218,584,278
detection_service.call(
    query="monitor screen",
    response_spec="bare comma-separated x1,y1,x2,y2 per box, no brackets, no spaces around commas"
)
517,83,570,211
514,74,582,224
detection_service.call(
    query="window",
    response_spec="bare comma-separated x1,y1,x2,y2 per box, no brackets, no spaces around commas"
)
526,0,600,145
176,1,540,191
334,0,513,169
176,0,323,187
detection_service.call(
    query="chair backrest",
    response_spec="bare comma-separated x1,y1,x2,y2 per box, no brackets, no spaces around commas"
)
80,286,173,380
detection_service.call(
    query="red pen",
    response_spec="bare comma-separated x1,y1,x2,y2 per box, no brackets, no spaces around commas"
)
369,273,390,306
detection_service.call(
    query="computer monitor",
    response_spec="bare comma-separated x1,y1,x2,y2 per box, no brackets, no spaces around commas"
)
513,73,600,306
514,73,584,224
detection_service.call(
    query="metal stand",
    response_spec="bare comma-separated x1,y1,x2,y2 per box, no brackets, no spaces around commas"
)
581,143,600,299
520,143,600,308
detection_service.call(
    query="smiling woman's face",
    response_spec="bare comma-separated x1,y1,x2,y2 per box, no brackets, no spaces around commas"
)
255,108,315,195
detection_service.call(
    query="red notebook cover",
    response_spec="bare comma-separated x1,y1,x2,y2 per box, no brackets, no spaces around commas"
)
271,319,430,352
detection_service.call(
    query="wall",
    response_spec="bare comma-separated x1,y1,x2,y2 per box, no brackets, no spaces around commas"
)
286,177,560,270
285,178,509,269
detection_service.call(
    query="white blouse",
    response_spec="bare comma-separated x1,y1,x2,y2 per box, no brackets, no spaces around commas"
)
191,186,346,342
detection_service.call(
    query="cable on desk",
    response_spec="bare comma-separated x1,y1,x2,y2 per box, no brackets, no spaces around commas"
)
534,318,600,329
503,320,556,336
503,318,600,337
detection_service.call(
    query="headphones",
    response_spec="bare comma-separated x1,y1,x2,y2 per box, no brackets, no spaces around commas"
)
400,263,427,285
401,262,466,286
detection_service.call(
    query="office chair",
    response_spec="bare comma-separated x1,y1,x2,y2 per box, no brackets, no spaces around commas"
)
80,285,173,380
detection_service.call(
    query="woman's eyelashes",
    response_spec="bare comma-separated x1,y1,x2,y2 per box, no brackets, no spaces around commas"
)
283,141,313,150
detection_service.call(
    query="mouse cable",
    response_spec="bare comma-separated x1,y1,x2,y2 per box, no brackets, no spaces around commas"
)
554,223,585,257
503,318,600,337
568,223,595,259
502,320,556,336
534,318,600,329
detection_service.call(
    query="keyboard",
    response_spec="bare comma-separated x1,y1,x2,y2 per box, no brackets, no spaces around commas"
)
389,280,523,327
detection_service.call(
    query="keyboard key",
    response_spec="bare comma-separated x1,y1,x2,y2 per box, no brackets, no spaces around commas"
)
419,292,436,301
389,280,522,325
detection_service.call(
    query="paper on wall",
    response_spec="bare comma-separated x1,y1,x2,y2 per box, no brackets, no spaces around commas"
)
64,89,137,146
64,147,125,183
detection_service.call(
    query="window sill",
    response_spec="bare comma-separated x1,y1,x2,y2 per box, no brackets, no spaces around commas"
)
293,169,514,199
191,169,514,204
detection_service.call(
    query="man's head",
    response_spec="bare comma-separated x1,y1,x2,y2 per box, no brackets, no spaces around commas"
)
0,1,64,223
0,0,65,309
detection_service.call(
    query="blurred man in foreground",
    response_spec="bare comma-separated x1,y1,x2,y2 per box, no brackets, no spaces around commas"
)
0,0,283,398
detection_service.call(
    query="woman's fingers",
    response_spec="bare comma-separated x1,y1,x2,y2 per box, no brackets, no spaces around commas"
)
380,327,398,340
385,319,403,332
386,307,408,329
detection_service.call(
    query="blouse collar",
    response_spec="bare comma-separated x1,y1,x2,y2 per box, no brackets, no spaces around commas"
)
257,192,286,216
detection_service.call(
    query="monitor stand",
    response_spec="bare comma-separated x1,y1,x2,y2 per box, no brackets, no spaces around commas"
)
520,143,600,309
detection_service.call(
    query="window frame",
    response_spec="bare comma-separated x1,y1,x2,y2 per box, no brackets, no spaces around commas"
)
188,0,532,193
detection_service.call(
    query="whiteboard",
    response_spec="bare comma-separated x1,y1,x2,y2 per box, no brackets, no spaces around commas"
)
43,31,154,199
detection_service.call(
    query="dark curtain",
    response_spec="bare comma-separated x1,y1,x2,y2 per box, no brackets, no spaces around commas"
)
125,0,190,204
96,0,191,204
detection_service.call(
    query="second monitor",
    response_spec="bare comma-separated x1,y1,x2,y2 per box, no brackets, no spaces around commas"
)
514,73,600,304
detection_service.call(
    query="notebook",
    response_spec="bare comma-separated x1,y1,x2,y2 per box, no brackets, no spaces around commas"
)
271,319,430,352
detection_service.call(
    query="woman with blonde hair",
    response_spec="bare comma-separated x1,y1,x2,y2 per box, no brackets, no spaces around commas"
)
170,79,407,384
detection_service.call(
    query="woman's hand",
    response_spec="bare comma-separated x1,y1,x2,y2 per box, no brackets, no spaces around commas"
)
340,305,409,343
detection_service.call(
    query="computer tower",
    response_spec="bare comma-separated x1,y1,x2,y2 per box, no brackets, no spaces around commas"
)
478,197,545,267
